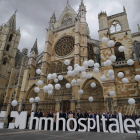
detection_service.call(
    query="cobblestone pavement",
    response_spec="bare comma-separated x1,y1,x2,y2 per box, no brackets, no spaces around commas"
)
0,128,137,140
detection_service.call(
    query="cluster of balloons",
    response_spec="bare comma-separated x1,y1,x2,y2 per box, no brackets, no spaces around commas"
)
29,97,40,103
31,37,139,106
101,37,139,105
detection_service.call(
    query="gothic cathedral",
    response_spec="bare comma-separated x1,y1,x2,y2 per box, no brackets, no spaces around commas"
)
0,1,140,115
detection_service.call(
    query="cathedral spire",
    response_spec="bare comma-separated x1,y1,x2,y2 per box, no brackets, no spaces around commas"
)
30,39,38,55
49,11,56,30
67,0,69,5
123,6,126,14
77,0,86,22
7,12,16,30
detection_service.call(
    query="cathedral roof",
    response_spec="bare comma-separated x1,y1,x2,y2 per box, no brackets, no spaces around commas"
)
7,13,16,30
30,39,38,54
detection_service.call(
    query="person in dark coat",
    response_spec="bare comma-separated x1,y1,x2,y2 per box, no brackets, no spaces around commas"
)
77,110,83,130
48,111,53,130
59,110,65,130
7,112,13,128
132,112,137,122
37,109,43,118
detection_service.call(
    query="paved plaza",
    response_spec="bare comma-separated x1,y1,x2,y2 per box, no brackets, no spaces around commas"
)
0,128,137,140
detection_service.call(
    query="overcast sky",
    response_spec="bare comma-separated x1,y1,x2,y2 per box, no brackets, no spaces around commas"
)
0,0,140,55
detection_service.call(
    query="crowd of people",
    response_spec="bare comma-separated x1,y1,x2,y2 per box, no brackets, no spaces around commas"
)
7,109,139,131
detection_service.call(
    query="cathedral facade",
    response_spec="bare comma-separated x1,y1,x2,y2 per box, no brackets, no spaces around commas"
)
0,1,140,115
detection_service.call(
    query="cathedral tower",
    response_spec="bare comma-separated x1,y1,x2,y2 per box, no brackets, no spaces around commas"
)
0,12,21,101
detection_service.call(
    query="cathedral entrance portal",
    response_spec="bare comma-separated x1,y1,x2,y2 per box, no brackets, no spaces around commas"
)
80,78,104,111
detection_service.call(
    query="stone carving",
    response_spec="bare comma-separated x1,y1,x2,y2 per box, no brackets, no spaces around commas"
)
62,15,72,26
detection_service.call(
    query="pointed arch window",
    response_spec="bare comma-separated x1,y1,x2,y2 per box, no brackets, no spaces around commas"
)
133,41,140,58
63,64,67,72
114,42,125,61
57,62,62,73
110,21,121,33
9,34,13,42
6,45,10,51
51,63,56,73
3,58,7,65
87,43,94,62
70,59,74,70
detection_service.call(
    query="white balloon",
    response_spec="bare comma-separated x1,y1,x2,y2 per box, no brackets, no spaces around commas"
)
127,59,134,66
128,98,135,105
110,91,115,96
66,83,71,88
35,97,40,102
106,60,112,66
34,87,40,93
29,98,34,103
77,66,81,72
135,75,140,81
117,72,124,78
93,68,99,73
74,64,79,68
73,68,79,75
100,76,106,82
122,78,129,84
102,37,108,43
83,61,88,67
67,71,73,76
108,40,115,47
47,74,52,80
43,86,49,92
48,84,53,90
64,59,70,65
36,69,41,74
67,66,72,71
37,80,43,86
58,75,63,81
77,79,82,84
52,73,57,79
81,66,86,72
82,74,87,79
78,90,83,95
71,79,76,86
118,46,125,52
48,90,53,95
87,73,92,79
89,97,93,102
82,72,86,76
11,100,18,107
55,84,61,90
94,63,99,68
110,55,116,62
108,70,114,75
54,78,58,83
104,61,107,66
91,82,96,88
108,75,115,80
88,60,94,67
